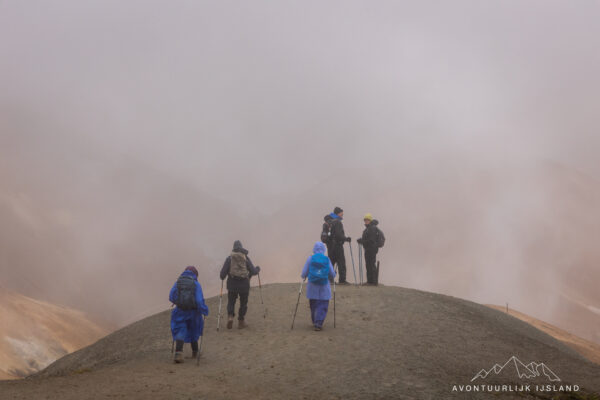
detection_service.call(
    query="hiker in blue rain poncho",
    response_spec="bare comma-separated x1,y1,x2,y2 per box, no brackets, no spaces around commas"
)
301,241,336,331
169,266,209,363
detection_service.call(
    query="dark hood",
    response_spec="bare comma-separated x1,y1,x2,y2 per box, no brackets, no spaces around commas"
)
232,240,248,255
367,219,379,227
324,214,333,222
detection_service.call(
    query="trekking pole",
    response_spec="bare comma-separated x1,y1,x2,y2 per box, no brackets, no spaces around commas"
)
348,241,357,286
333,265,337,328
358,244,364,285
357,244,361,286
291,278,306,330
217,280,224,331
258,272,267,319
171,302,176,353
196,315,205,366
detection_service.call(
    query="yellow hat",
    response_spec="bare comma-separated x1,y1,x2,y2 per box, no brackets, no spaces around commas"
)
363,213,373,221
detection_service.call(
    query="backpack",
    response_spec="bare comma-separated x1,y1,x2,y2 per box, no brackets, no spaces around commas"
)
175,275,197,310
376,227,385,248
229,252,249,279
320,221,331,244
308,254,330,285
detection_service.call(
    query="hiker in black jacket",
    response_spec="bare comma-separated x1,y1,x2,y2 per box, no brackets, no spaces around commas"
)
327,207,351,284
357,213,382,285
219,240,260,329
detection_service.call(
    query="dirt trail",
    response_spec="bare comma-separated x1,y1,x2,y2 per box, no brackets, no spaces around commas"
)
1,283,599,399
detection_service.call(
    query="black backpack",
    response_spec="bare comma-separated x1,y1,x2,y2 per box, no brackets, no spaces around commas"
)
321,221,331,244
175,275,197,310
376,227,385,248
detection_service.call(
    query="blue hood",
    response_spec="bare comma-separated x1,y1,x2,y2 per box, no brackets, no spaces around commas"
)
313,241,327,254
180,270,198,280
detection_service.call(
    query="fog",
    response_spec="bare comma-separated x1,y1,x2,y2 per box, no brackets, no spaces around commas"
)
1,1,600,341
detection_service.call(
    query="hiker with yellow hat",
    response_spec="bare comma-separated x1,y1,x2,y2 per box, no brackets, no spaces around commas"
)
357,213,385,285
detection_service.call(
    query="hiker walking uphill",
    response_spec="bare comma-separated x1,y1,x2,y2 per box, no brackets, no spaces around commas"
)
301,241,336,331
357,213,385,285
169,266,209,364
325,207,351,284
219,240,260,329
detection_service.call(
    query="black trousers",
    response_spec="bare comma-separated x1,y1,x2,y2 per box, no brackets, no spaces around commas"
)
365,248,378,284
175,340,198,352
227,290,249,320
329,244,347,283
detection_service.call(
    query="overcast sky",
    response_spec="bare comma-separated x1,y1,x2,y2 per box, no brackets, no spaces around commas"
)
1,1,600,336
2,1,599,202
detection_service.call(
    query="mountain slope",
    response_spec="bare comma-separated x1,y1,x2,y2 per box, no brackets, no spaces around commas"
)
0,289,111,379
1,283,599,399
487,304,600,365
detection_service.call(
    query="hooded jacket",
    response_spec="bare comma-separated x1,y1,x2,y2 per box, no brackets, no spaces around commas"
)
169,270,209,342
220,240,260,293
361,219,381,251
301,242,336,300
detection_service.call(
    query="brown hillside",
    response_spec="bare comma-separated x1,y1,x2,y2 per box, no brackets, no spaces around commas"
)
1,284,599,399
0,289,111,379
487,304,600,366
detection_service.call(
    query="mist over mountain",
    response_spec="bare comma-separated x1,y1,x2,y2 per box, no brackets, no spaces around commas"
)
0,288,109,379
1,0,600,344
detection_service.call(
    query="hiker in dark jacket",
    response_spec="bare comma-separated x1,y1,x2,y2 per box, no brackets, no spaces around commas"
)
357,213,382,285
219,240,260,329
327,207,351,284
169,266,209,363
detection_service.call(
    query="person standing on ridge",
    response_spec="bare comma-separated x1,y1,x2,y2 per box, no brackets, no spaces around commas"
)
357,213,385,285
169,266,209,363
328,206,351,284
220,240,260,329
301,241,336,331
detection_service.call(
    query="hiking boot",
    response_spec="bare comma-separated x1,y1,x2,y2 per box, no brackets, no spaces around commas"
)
185,351,198,359
338,281,350,285
227,316,234,329
173,351,184,364
238,319,248,329
314,325,322,331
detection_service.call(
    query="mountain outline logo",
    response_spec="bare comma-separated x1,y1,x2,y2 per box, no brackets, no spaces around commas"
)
471,356,561,382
